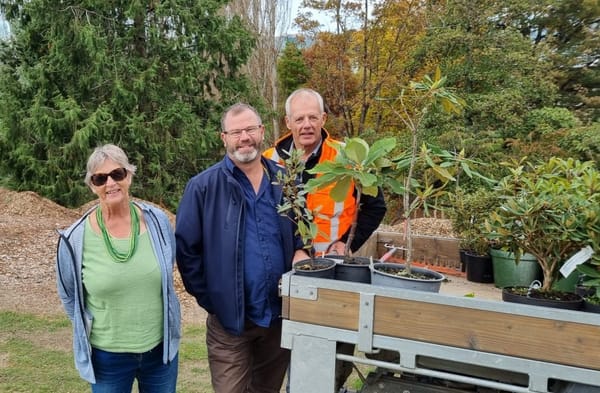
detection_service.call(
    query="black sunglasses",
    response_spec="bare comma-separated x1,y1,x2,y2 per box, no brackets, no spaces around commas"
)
90,167,128,186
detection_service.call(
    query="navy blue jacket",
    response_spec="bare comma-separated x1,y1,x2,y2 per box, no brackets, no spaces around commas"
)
175,157,302,336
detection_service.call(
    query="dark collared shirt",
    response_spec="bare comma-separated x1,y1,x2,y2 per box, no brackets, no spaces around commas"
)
226,156,285,327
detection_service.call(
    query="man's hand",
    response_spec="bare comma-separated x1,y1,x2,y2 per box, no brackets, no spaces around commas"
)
292,249,311,263
327,241,346,256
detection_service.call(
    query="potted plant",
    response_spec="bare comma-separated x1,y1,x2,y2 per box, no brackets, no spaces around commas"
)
373,70,488,291
484,157,600,309
381,144,493,289
576,271,600,313
275,148,336,278
303,135,441,292
448,188,497,283
449,171,540,288
304,136,397,283
306,70,491,292
461,231,494,284
379,69,465,277
575,191,600,313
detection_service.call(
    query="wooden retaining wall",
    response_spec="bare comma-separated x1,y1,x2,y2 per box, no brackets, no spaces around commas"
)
355,231,462,272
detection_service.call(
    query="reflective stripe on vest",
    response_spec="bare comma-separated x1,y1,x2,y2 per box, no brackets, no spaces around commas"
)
308,140,356,251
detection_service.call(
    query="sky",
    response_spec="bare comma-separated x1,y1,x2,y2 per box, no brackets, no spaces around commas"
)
0,13,10,39
287,1,370,35
287,0,307,34
287,0,333,35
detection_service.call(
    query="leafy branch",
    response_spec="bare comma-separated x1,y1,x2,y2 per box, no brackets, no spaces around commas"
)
274,148,321,259
378,68,468,272
306,137,396,257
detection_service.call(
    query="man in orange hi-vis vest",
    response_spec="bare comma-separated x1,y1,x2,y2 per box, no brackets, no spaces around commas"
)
264,88,387,392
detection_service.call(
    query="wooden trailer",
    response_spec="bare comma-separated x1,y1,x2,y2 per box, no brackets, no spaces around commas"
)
280,272,600,393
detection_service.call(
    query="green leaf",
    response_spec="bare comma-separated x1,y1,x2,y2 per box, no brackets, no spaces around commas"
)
394,156,412,170
329,176,353,202
363,185,378,197
577,264,600,277
432,166,456,182
374,156,395,169
306,172,341,191
387,178,405,194
461,161,474,178
345,138,369,163
307,160,338,174
365,137,396,165
355,171,378,187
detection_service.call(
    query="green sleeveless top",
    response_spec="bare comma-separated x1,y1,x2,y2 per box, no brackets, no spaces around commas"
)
82,218,163,352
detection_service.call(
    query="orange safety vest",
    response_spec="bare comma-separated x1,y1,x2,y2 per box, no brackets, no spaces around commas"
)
264,131,357,252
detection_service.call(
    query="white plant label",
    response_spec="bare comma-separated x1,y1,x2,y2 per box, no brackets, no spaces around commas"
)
559,245,594,277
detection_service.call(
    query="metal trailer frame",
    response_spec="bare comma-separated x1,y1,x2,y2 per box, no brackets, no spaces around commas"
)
279,272,600,393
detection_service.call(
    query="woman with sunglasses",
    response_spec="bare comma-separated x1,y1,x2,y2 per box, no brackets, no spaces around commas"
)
56,144,181,392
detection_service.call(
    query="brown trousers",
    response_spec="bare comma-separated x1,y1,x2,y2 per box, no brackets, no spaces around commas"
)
335,342,355,391
206,314,290,393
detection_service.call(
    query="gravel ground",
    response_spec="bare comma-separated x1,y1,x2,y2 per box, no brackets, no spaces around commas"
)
0,188,205,323
0,188,500,322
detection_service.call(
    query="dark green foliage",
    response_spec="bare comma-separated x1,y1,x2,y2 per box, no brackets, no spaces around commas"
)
412,2,558,143
277,40,309,100
404,0,595,194
520,0,600,123
524,107,579,137
448,187,498,255
557,123,600,167
0,0,257,210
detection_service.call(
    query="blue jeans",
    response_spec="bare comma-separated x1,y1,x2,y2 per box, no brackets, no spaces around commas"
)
91,343,178,393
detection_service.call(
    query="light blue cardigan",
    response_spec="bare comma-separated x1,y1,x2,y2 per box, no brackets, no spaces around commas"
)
55,201,181,383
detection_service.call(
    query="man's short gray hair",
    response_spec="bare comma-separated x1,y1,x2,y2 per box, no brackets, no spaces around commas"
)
284,88,325,117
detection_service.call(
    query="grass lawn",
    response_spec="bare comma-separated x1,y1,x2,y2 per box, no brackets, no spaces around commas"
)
0,311,369,392
0,311,212,392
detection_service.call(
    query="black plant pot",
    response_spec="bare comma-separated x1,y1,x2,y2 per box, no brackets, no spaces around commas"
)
458,249,467,273
329,255,372,284
464,252,494,283
293,257,336,279
580,287,600,313
502,286,584,310
575,285,595,298
583,299,600,313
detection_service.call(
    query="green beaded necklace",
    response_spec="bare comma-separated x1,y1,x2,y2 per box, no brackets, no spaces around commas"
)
96,202,140,263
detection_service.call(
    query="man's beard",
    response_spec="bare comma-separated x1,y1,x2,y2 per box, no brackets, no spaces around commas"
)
228,140,262,163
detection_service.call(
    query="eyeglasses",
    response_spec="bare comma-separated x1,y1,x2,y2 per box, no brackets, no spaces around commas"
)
90,167,128,186
222,125,262,138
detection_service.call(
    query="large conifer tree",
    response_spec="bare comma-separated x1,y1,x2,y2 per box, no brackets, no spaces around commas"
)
0,0,256,210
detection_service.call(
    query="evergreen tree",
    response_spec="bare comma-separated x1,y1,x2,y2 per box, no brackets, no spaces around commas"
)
0,0,257,210
407,0,558,158
496,0,599,122
277,40,309,102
